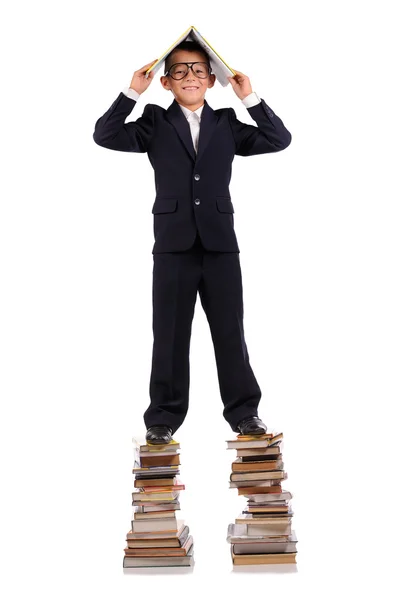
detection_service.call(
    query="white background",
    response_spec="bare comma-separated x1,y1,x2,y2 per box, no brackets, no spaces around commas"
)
1,0,398,597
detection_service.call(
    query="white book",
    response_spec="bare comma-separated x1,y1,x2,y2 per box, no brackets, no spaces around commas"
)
246,491,293,503
145,25,236,87
227,523,297,544
247,523,292,536
131,517,178,533
126,520,185,540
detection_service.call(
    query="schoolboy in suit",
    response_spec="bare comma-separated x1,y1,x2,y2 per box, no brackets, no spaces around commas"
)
93,41,291,444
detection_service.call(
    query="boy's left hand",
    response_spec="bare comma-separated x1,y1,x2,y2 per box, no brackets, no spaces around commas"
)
227,70,253,100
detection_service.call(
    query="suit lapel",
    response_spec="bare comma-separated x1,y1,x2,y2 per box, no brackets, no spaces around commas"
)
165,98,219,163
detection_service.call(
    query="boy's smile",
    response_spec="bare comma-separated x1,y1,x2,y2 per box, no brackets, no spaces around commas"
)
161,50,216,111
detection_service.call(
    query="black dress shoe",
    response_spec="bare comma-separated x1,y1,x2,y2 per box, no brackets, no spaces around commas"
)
236,416,267,435
145,425,173,444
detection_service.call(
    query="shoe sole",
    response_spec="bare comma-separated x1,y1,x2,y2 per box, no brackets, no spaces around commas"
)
239,429,267,435
146,438,172,444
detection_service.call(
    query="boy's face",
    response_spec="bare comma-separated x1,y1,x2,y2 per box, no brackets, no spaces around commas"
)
160,50,216,109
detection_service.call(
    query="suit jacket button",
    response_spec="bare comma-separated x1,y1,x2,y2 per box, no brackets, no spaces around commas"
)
194,174,200,180
194,199,200,205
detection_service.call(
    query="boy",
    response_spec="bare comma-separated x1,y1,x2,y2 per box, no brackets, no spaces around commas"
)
93,41,291,444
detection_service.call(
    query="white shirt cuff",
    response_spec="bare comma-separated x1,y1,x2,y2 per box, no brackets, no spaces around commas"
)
242,91,261,108
122,86,141,101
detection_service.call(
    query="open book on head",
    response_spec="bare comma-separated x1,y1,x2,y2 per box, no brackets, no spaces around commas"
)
145,25,236,87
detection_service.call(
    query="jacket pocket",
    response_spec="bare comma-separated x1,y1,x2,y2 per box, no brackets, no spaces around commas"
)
216,197,234,213
152,198,178,214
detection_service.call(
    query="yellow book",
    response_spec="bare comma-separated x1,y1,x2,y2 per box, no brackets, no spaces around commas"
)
132,437,180,452
145,25,236,87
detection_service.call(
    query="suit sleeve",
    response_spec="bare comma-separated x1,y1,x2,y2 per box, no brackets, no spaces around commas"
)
228,98,292,156
93,92,154,153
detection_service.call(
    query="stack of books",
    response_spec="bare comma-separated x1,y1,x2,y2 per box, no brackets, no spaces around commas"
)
226,431,298,565
123,437,194,568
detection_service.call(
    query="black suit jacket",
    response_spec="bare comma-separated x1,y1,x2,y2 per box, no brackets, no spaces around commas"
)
93,93,291,253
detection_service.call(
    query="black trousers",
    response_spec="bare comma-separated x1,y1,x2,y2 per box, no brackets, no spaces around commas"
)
143,231,262,434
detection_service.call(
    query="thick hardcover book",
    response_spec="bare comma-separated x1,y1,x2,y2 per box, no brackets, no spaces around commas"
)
134,477,177,487
227,433,283,450
238,485,283,496
125,534,193,557
123,544,194,568
140,454,180,468
237,447,281,458
231,458,283,472
231,547,297,565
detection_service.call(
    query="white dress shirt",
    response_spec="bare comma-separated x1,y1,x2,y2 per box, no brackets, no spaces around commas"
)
122,86,261,153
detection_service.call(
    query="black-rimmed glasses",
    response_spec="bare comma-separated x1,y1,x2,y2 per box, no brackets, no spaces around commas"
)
165,62,212,80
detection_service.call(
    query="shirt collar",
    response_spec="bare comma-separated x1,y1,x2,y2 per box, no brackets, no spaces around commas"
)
179,103,204,121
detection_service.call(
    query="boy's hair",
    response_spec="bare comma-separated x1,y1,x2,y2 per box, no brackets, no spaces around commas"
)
164,41,211,74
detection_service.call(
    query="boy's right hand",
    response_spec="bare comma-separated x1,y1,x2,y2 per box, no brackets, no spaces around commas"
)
129,59,158,95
